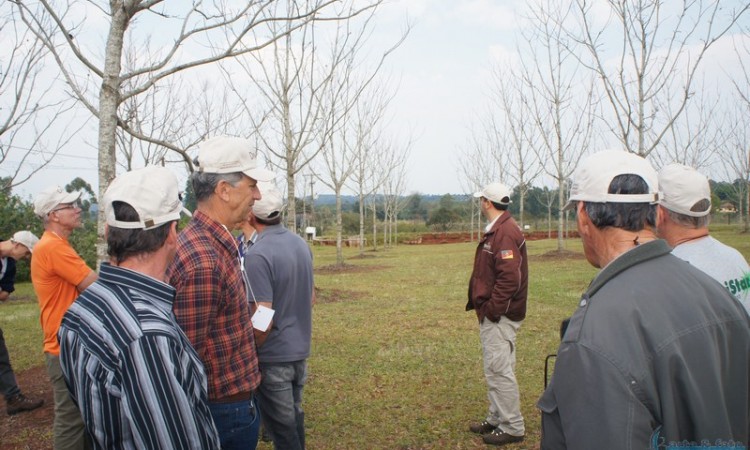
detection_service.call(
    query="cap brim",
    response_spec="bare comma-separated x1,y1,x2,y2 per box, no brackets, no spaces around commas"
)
244,167,275,183
63,191,82,204
472,191,483,198
562,199,577,212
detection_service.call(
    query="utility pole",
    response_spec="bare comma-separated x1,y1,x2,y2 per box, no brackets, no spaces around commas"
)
304,172,316,227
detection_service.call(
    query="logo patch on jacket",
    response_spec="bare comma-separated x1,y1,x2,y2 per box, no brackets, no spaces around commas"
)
501,250,514,260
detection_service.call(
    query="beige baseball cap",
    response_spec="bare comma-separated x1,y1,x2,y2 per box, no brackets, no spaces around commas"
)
34,186,82,217
658,163,711,217
11,231,40,253
473,182,512,204
104,166,191,230
564,150,660,211
195,136,275,182
252,184,284,220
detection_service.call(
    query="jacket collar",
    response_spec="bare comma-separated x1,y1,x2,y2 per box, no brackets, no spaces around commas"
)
586,239,672,297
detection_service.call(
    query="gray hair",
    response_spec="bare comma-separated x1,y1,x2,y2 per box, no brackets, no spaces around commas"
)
582,174,656,232
663,200,711,229
191,172,245,203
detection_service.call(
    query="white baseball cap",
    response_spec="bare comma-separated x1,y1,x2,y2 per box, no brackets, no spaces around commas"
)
195,136,275,182
252,184,284,221
658,163,711,217
473,182,512,205
563,150,660,211
104,166,191,230
34,186,82,217
11,231,39,253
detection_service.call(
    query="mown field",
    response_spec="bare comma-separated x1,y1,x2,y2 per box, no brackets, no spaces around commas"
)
1,226,748,449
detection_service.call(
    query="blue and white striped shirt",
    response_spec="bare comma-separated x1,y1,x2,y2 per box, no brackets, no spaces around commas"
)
59,262,220,450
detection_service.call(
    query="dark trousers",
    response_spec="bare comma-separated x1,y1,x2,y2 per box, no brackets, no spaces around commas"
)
0,326,21,400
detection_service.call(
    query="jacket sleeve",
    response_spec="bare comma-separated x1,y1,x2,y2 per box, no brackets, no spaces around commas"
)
481,234,523,321
538,342,654,450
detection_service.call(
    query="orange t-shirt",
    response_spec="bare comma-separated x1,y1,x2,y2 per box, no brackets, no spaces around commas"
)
30,231,92,355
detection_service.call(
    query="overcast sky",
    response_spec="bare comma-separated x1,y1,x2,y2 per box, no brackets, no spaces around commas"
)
372,0,520,196
7,0,749,200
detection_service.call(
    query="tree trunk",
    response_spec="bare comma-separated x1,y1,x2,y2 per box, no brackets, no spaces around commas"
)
335,186,344,267
358,191,365,256
286,169,297,232
556,178,564,252
96,8,129,266
371,202,378,251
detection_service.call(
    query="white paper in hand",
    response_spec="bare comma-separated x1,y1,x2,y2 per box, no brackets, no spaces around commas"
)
252,305,275,332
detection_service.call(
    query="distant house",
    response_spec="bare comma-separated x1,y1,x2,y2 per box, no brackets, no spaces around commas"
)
719,202,737,213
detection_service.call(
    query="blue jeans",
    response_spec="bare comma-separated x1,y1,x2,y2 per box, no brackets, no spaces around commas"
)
257,361,307,450
208,397,259,450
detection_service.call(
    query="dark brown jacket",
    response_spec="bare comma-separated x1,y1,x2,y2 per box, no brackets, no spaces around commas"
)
466,212,528,323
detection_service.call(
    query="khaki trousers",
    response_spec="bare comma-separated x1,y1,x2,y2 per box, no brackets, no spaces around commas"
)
479,316,525,436
45,353,89,450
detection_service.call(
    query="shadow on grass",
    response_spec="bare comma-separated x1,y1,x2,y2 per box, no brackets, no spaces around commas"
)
315,264,389,274
314,287,365,304
530,250,586,261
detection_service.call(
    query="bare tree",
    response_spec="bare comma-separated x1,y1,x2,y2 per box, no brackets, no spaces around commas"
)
568,0,749,156
314,7,407,266
0,3,80,190
718,34,750,232
488,66,543,228
459,121,503,241
347,79,398,256
224,0,408,232
718,102,749,232
523,0,596,252
14,0,347,261
651,85,723,170
116,73,240,170
381,150,409,248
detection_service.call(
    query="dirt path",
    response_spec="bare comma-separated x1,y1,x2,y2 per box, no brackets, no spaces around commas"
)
1,366,54,449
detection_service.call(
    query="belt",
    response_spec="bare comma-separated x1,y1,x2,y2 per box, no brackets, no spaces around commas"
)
213,391,254,404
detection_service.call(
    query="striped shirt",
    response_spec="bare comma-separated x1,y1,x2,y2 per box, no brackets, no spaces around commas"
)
167,210,261,400
58,263,220,450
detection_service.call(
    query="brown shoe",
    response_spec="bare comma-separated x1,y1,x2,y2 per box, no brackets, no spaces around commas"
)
6,393,44,415
469,420,496,435
482,429,524,446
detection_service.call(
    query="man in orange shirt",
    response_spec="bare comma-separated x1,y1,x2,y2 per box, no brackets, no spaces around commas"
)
31,186,97,450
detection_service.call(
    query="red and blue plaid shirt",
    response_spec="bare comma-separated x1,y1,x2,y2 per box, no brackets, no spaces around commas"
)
168,210,260,400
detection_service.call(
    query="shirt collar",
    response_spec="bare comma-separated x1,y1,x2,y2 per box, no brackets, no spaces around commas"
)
98,262,176,311
192,210,241,257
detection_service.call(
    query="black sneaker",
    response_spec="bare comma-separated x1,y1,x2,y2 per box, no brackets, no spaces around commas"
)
482,429,524,446
6,393,44,415
469,420,496,435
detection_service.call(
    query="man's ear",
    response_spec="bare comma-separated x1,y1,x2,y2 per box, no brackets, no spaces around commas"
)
168,222,178,242
215,180,231,201
655,205,667,228
576,202,591,236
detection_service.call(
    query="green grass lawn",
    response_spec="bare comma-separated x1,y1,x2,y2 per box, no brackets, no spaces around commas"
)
2,227,747,449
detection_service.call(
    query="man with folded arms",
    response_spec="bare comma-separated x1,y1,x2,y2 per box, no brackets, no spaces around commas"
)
168,136,274,450
59,166,219,449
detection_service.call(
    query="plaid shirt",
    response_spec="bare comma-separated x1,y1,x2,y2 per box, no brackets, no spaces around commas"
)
167,211,260,400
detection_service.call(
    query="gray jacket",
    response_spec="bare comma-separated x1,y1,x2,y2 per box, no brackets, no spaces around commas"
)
538,240,750,449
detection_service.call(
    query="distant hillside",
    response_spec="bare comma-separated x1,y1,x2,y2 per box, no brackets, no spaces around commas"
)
314,193,470,206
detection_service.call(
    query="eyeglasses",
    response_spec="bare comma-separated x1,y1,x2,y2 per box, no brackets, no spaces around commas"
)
50,200,82,214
